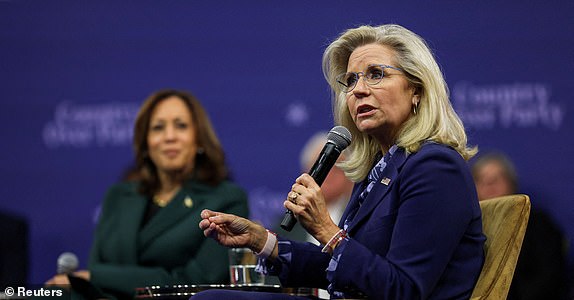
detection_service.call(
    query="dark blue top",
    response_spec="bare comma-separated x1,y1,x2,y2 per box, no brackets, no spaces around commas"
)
272,142,485,299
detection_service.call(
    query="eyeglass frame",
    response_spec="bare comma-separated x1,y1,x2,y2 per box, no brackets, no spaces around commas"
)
336,64,403,93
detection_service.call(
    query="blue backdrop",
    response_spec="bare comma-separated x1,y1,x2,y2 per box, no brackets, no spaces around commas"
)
1,0,573,286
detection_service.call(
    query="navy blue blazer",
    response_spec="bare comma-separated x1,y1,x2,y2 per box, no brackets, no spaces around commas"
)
278,143,485,299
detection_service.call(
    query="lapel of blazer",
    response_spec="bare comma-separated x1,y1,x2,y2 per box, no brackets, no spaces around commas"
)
138,181,201,249
347,147,409,234
115,186,147,263
338,183,366,228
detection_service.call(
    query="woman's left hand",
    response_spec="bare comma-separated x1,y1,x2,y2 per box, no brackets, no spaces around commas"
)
285,173,341,244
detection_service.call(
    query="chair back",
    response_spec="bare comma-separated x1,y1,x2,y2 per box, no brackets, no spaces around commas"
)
471,194,530,300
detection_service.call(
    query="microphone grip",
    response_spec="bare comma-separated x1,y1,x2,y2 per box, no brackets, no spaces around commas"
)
280,210,297,231
281,143,341,231
308,143,340,186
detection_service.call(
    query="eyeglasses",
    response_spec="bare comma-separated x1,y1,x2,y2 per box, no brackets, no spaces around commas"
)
336,64,403,93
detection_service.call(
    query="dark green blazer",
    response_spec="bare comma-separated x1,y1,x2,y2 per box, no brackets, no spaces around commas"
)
88,179,248,299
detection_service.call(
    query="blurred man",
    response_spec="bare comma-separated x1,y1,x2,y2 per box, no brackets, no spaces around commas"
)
280,131,354,245
472,152,569,300
0,210,28,288
299,132,354,229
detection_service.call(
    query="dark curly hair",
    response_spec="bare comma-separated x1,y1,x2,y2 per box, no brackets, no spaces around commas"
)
131,89,228,196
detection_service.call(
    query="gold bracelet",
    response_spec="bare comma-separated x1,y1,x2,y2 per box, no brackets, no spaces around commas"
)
321,229,347,254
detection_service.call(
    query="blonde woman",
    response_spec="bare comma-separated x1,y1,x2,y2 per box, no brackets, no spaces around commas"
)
197,24,485,299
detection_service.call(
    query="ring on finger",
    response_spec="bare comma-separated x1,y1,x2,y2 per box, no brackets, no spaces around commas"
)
288,191,298,202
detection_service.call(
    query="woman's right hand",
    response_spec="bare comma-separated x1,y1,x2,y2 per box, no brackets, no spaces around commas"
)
45,270,90,288
45,274,70,287
199,209,268,253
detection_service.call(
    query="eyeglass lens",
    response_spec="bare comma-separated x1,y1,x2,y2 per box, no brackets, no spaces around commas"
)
339,65,386,92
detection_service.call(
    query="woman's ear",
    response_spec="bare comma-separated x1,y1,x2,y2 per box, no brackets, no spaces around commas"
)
412,92,420,115
412,94,420,106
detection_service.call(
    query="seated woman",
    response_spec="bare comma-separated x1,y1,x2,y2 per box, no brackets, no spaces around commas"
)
46,89,249,299
196,24,485,299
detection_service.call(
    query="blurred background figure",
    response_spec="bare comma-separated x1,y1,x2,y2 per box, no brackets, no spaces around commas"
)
472,152,569,300
0,210,28,289
289,131,354,244
45,89,249,299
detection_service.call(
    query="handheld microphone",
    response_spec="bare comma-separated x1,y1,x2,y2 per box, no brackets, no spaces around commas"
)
56,252,107,299
57,252,79,274
280,126,352,231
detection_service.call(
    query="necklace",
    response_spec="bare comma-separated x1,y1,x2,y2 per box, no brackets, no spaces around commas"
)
153,196,170,207
153,186,180,208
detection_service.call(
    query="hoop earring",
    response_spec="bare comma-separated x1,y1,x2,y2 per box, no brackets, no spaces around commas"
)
413,102,418,115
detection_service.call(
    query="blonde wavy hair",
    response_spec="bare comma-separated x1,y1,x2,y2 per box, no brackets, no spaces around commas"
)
323,24,477,182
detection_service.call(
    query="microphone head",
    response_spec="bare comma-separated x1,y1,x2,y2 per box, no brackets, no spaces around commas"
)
327,126,352,150
57,252,78,274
